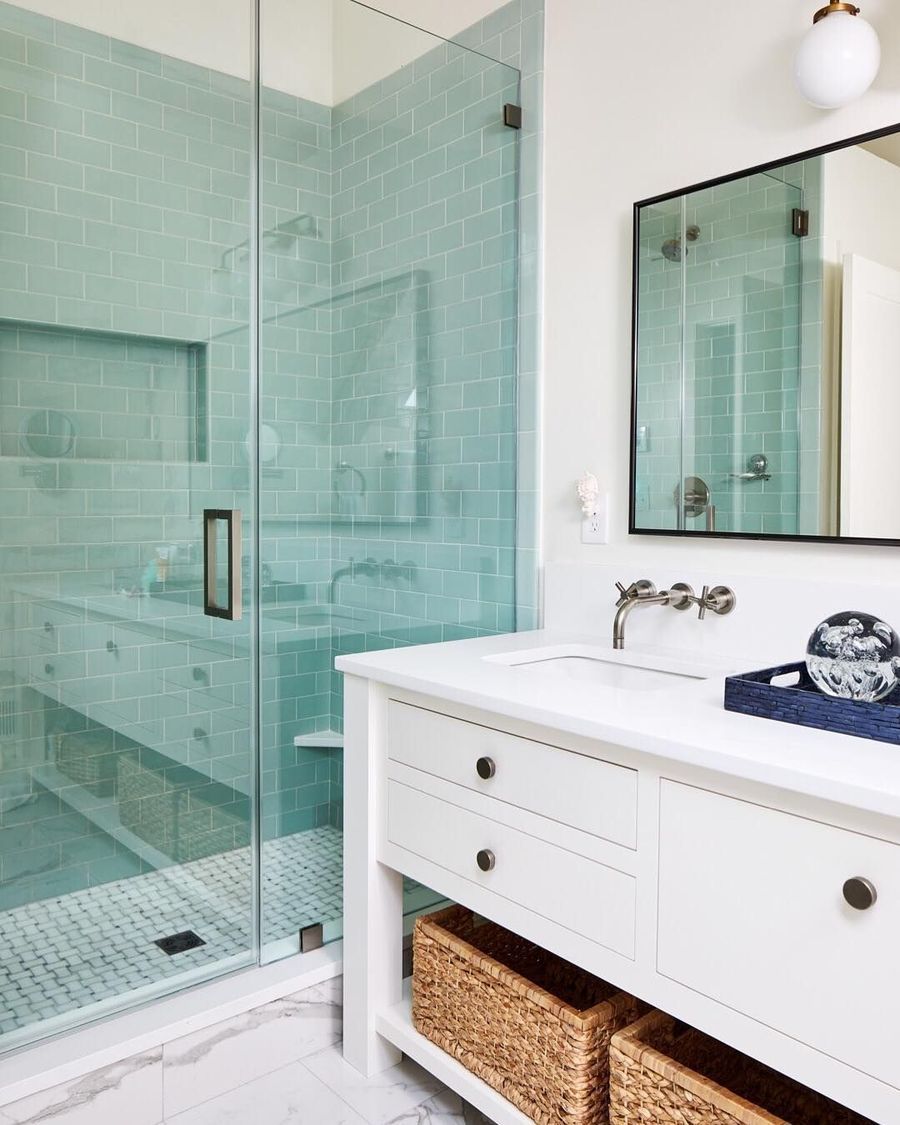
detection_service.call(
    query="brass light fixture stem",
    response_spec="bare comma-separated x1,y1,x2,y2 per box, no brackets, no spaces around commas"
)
813,3,860,24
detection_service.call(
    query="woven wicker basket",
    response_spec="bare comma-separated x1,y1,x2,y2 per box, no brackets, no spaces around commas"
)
609,1010,872,1125
412,905,643,1125
54,730,116,796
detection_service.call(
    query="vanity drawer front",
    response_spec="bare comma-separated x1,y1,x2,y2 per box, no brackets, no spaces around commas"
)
388,780,636,958
658,781,900,1089
387,701,638,849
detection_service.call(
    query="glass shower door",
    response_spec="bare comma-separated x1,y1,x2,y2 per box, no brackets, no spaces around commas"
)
258,0,522,957
0,0,258,1050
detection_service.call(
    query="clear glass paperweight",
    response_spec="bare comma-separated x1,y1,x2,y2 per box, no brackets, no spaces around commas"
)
806,611,900,703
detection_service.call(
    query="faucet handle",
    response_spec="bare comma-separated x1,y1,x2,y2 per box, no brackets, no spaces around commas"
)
614,579,656,608
698,584,736,619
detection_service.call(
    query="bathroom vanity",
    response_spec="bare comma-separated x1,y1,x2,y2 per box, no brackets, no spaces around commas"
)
339,620,900,1125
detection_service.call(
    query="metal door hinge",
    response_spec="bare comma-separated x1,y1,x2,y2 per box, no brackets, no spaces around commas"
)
503,103,522,130
300,923,324,953
791,208,810,237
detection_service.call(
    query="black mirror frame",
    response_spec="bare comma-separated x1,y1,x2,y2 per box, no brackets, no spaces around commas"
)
629,119,900,547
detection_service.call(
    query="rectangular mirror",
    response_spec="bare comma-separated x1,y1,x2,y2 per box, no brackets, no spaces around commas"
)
631,123,900,544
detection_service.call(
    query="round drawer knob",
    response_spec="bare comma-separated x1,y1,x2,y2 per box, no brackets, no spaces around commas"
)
843,876,877,911
476,756,496,780
44,663,54,675
476,849,495,873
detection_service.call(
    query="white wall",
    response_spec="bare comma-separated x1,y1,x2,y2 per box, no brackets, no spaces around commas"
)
824,146,900,272
542,0,900,581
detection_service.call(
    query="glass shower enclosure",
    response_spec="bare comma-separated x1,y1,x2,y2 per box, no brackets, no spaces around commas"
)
0,0,524,1052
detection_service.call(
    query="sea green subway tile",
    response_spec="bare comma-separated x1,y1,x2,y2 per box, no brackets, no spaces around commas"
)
85,165,138,201
0,143,24,181
82,55,136,95
83,219,138,254
0,114,55,159
109,198,161,233
28,264,83,298
26,39,83,83
163,212,211,244
0,82,24,122
0,198,24,236
84,109,136,146
54,74,111,115
107,145,162,184
1,54,54,102
109,90,161,128
83,272,135,305
57,186,111,221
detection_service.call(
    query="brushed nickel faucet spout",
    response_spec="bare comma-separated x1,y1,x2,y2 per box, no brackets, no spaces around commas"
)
612,580,676,650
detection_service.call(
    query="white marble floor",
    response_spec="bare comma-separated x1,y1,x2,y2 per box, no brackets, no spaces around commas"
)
161,1048,492,1125
0,976,493,1125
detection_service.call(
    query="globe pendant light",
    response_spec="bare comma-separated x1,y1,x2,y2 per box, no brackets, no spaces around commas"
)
794,3,881,109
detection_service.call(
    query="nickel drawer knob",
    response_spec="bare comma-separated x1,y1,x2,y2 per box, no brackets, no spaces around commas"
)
476,849,495,872
843,876,877,911
476,756,496,780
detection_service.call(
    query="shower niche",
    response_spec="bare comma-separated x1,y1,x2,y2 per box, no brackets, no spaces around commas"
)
0,321,208,464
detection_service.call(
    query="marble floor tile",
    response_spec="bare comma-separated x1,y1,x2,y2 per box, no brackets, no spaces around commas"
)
1,1049,163,1125
162,978,343,1117
382,1090,493,1124
302,1045,445,1125
164,1060,367,1125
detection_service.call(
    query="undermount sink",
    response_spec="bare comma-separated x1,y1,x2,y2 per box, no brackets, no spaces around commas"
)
483,644,709,692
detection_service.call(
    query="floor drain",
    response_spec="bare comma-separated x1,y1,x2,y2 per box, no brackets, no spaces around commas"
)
154,930,206,955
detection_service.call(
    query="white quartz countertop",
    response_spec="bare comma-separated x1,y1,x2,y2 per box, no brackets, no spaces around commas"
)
336,630,900,821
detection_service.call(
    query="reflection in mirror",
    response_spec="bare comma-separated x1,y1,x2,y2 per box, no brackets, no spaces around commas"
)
631,125,900,543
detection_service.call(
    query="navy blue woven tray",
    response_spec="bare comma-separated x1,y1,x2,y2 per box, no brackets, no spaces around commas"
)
724,661,900,746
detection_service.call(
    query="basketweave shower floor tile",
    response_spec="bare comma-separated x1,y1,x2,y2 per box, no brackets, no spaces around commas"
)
0,826,345,1039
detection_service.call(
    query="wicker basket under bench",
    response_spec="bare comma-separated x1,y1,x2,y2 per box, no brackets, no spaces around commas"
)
609,1010,873,1125
412,905,643,1125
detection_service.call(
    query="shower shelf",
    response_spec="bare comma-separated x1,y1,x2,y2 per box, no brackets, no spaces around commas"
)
31,765,170,871
293,731,343,749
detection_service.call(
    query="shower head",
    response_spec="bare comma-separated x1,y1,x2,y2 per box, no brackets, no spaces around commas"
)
660,224,701,263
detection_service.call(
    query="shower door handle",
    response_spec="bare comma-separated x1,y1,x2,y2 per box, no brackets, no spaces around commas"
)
203,509,242,621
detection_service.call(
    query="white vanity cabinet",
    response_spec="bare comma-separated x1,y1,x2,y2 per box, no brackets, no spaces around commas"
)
658,782,900,1092
342,672,900,1125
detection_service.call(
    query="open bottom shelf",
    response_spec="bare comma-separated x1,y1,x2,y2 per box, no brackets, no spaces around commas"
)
375,981,533,1125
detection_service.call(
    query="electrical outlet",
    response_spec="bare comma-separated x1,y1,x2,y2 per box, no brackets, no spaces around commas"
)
582,494,608,544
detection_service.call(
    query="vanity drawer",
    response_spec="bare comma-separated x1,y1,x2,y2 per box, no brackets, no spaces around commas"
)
387,701,637,849
658,781,900,1090
387,780,636,958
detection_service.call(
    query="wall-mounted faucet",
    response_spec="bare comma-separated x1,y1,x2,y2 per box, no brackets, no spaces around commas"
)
613,579,736,650
328,557,418,603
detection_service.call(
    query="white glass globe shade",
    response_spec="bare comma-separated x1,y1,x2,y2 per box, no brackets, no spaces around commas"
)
793,11,880,109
